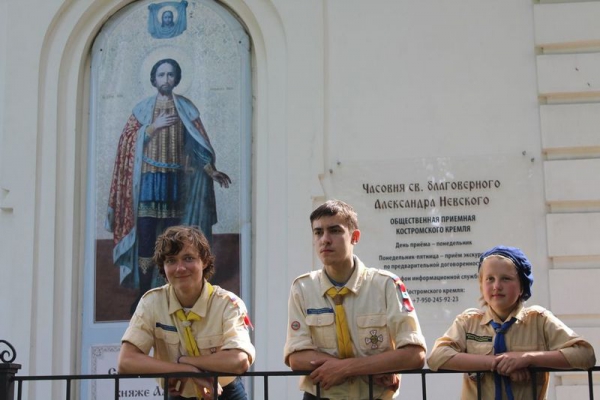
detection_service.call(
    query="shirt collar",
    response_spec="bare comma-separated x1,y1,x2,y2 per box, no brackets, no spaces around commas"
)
480,302,525,326
318,255,366,296
167,280,211,317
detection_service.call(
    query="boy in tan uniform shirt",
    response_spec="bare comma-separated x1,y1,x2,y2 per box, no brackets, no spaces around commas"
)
119,226,255,399
428,245,595,399
284,200,427,399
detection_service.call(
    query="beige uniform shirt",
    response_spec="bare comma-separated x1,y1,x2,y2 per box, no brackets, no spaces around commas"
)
427,303,596,400
284,257,427,400
122,282,255,398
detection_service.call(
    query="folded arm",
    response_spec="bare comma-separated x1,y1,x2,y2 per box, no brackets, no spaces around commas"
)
118,341,196,374
493,350,570,375
118,342,219,398
291,345,425,390
178,349,250,375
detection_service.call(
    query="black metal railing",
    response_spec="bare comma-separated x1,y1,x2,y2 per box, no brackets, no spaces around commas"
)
2,340,598,400
0,340,18,400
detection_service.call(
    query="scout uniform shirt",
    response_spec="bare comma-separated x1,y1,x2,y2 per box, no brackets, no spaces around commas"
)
427,303,596,400
122,282,255,398
284,256,427,400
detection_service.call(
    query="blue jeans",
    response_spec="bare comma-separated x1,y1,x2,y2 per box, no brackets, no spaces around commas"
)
170,377,247,400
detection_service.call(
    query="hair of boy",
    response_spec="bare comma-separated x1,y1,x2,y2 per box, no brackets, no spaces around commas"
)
153,225,216,281
309,199,359,231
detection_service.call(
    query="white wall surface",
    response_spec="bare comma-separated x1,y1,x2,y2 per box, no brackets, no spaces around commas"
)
540,103,600,151
535,2,600,47
0,0,598,399
545,159,600,202
535,2,600,398
0,0,76,397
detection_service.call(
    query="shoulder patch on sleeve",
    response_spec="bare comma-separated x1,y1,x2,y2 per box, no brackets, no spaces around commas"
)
214,286,254,330
375,269,414,312
214,287,244,308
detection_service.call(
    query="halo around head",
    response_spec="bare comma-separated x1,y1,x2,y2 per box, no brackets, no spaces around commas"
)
157,5,178,23
141,46,193,96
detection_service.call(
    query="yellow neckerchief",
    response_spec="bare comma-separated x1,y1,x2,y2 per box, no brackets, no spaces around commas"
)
326,286,354,358
174,282,214,399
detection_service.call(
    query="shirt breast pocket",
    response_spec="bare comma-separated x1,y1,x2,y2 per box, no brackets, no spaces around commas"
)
357,314,390,353
466,339,493,355
155,327,181,356
197,335,224,355
305,314,337,349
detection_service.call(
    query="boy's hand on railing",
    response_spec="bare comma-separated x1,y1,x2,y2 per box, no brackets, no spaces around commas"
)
492,352,529,375
167,377,184,395
193,378,222,400
167,363,197,396
371,373,400,391
166,364,222,400
309,358,349,390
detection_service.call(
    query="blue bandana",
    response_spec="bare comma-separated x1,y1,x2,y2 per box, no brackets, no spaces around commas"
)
478,245,534,301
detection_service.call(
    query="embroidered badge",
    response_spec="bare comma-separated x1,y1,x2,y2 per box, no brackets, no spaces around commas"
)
307,308,334,315
224,291,254,330
466,333,493,342
397,281,415,312
365,329,384,349
291,321,301,330
155,322,178,332
244,314,254,331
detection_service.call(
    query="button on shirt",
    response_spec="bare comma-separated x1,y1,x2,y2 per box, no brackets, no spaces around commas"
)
122,283,255,398
427,303,596,400
284,257,427,400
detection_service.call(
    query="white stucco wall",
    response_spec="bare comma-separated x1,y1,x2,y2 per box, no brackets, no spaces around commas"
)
0,0,598,399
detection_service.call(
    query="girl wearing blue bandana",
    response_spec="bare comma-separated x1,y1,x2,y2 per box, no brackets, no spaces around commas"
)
428,245,595,399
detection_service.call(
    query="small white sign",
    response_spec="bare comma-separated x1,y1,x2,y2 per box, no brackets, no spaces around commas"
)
90,344,164,399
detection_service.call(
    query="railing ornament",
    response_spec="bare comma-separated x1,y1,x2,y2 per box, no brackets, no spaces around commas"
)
0,340,16,364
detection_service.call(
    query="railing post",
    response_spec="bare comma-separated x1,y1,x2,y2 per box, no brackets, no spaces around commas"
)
0,340,20,400
0,363,21,400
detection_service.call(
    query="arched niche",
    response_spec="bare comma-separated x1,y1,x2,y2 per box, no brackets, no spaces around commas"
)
33,0,288,398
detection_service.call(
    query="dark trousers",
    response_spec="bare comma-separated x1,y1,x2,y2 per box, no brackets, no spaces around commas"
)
170,376,247,400
302,393,330,400
302,391,381,400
